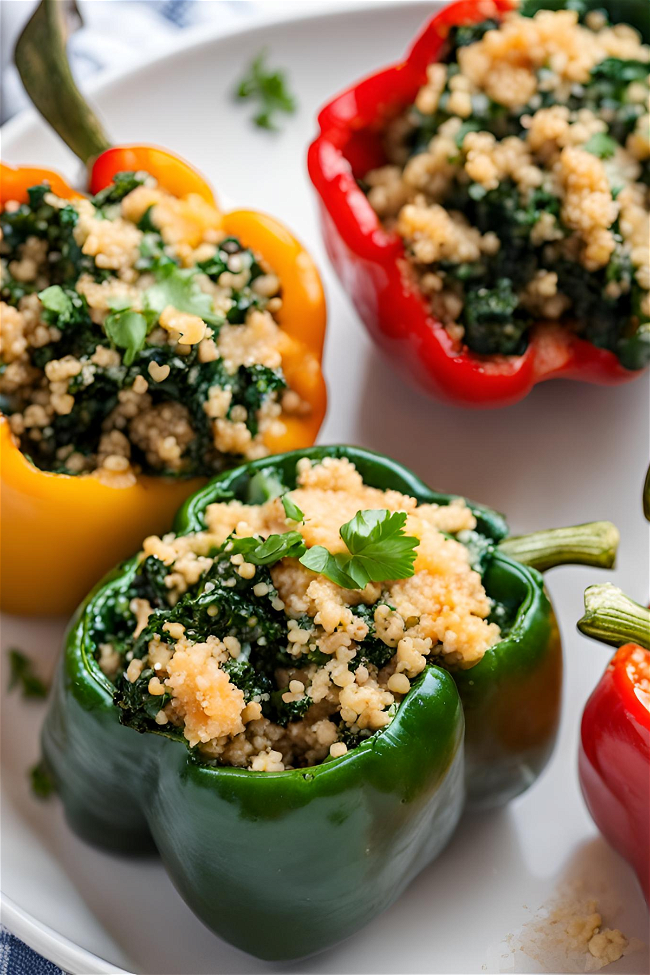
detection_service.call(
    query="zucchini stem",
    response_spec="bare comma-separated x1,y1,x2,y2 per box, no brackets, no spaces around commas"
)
578,584,650,650
14,0,111,165
498,521,619,572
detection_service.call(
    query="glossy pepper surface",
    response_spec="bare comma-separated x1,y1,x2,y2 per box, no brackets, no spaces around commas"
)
43,446,620,959
0,161,326,615
307,0,649,408
578,585,650,903
2,3,326,615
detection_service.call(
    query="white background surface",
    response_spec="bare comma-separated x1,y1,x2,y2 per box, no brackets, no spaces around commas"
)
1,2,649,972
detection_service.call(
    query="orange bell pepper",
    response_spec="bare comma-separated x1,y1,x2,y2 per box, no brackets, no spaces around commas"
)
0,159,326,615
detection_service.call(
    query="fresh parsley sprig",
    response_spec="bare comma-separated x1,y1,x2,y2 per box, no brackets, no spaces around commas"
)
8,649,49,699
226,509,419,591
235,51,297,130
301,509,419,589
228,531,306,566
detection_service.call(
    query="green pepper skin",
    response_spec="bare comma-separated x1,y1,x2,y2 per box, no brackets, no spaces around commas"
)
42,446,561,959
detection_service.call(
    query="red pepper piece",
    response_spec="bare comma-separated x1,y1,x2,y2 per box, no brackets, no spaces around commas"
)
577,585,650,902
89,145,216,205
308,0,642,407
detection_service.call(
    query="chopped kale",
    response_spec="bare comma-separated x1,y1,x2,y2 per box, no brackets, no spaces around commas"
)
351,604,397,670
554,259,622,350
226,290,263,325
134,555,172,607
137,555,287,652
91,171,147,208
618,323,650,370
450,19,500,49
223,658,273,705
384,15,649,365
198,239,264,284
238,364,287,436
115,666,171,733
338,725,374,752
271,688,312,726
2,172,289,477
0,189,93,288
462,279,528,356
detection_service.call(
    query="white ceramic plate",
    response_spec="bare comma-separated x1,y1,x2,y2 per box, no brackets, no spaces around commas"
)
2,2,649,972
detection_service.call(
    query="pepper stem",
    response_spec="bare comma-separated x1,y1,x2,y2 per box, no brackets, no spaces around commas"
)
498,521,619,572
14,0,111,165
578,584,650,650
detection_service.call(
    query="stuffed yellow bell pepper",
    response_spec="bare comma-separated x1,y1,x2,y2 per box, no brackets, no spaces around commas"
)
0,159,326,615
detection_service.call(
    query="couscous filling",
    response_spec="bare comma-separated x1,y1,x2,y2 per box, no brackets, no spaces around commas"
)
364,5,649,362
93,457,507,771
0,171,310,480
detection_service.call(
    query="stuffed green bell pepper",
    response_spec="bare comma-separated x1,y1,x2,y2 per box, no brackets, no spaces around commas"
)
42,446,619,960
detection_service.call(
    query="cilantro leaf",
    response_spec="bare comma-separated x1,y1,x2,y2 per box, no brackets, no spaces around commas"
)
281,494,304,522
583,132,617,160
143,263,220,325
38,285,72,316
300,509,419,590
104,309,148,365
37,286,90,329
235,51,297,131
8,649,48,699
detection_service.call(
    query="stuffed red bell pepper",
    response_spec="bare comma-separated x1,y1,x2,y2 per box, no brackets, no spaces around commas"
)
578,583,650,903
308,0,650,407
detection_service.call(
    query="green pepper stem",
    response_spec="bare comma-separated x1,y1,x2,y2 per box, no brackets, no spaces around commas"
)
14,0,111,165
498,521,619,572
578,584,650,650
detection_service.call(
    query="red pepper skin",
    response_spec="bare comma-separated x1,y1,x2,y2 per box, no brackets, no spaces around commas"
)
89,145,216,204
307,0,641,407
579,644,650,903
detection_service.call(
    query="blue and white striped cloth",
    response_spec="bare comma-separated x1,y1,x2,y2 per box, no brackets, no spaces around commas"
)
0,925,64,975
1,0,268,124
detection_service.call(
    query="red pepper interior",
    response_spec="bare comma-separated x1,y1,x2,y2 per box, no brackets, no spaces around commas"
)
622,646,650,713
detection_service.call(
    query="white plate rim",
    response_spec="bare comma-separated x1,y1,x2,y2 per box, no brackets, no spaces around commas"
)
1,0,420,153
0,3,429,972
1,894,133,975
